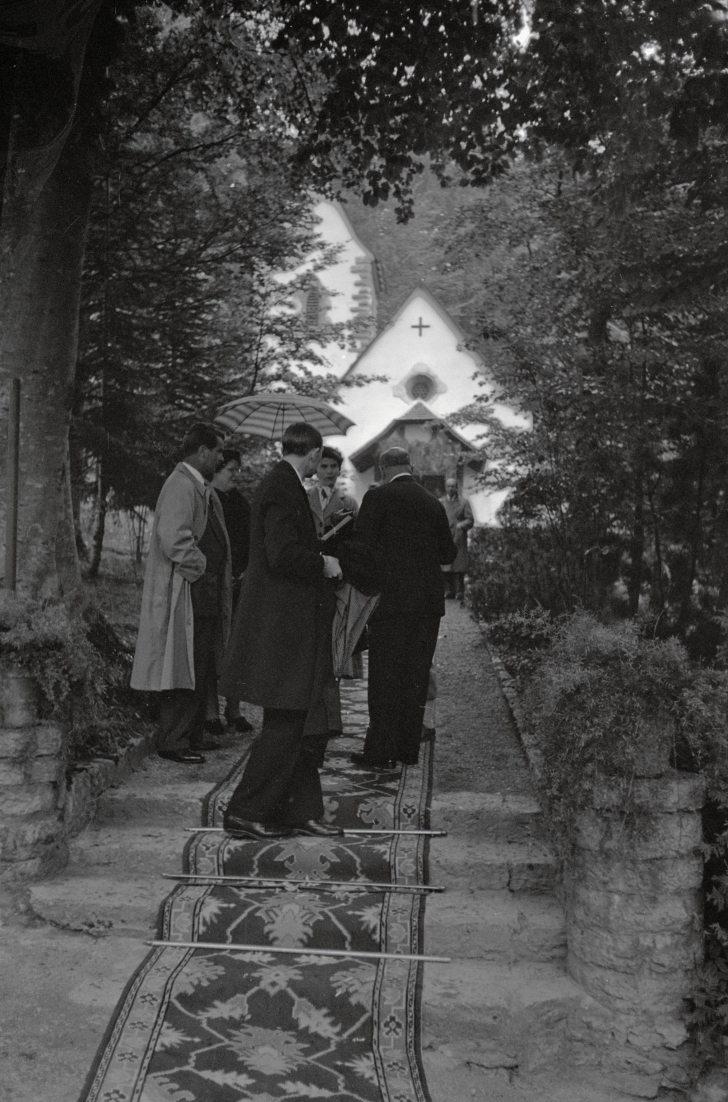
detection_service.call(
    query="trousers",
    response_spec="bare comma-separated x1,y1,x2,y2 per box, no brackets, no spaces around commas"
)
363,614,441,765
158,615,217,751
224,707,325,825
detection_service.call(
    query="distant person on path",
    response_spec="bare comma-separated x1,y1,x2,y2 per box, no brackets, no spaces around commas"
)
440,476,474,602
352,446,457,769
131,423,231,764
219,422,344,840
204,448,253,736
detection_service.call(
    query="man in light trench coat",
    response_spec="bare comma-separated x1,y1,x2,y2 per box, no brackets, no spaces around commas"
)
131,423,232,764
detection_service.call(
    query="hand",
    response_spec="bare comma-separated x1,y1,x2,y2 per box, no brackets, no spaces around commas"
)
322,555,343,580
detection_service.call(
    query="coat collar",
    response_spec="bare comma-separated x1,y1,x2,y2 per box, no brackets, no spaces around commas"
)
175,461,208,497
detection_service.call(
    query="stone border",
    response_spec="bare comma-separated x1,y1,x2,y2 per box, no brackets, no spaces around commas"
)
479,629,545,781
64,730,157,837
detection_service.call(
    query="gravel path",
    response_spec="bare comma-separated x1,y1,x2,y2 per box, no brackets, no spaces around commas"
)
432,602,534,796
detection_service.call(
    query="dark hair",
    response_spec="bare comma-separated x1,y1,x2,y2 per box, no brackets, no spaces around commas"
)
281,421,323,456
320,446,343,468
221,448,241,466
182,422,222,457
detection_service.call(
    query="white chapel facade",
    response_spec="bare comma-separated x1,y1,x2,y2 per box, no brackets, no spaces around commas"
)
294,200,510,525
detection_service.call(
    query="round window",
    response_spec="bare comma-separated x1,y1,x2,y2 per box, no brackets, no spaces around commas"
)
409,374,434,401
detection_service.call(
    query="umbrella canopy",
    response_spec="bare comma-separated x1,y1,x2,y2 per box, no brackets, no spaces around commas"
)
215,392,355,439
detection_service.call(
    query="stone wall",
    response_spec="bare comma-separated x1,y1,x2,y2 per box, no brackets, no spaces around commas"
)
0,664,157,881
486,637,707,1090
565,775,704,1091
0,666,68,881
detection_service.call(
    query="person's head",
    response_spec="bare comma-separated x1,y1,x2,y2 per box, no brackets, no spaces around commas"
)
445,477,458,497
281,421,324,477
379,446,412,482
181,423,224,481
317,445,343,489
212,447,241,493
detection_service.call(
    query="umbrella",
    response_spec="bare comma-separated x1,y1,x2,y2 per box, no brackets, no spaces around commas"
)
332,582,380,678
215,392,355,439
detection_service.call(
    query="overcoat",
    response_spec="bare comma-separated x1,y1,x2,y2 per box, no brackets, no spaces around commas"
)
306,484,358,540
130,464,232,692
220,460,333,710
440,493,474,575
356,476,457,620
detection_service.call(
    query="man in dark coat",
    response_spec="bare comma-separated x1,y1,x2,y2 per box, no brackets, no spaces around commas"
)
219,422,344,840
352,446,457,769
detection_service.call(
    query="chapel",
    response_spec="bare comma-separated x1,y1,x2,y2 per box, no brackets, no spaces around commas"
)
293,200,512,525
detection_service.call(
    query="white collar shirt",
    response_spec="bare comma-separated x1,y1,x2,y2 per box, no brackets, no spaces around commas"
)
182,462,207,488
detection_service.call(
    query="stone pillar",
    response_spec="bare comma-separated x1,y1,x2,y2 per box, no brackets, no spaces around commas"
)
564,774,704,1083
0,666,68,881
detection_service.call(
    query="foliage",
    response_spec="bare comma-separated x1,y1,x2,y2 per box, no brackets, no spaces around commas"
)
0,592,151,767
519,613,728,838
445,145,728,655
481,607,560,681
74,3,353,521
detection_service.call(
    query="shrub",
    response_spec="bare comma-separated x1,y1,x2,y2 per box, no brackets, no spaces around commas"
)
483,609,561,682
521,613,728,844
0,591,150,767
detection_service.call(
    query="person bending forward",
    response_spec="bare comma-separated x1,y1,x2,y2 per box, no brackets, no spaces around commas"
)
219,422,343,840
353,447,457,769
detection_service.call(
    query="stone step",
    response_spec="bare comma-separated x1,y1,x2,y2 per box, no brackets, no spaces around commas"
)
28,875,164,938
429,835,557,893
425,890,566,963
421,958,587,1073
94,781,212,825
69,824,187,877
430,790,543,843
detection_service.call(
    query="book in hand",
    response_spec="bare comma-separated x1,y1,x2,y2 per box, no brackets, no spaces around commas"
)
321,513,354,542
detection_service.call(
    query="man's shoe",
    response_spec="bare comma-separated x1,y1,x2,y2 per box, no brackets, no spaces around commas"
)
350,752,398,771
191,739,223,752
290,819,344,838
230,716,254,733
203,718,225,735
158,749,206,764
223,815,291,840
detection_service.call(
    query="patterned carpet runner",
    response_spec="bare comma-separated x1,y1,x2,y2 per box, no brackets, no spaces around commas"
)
79,679,436,1102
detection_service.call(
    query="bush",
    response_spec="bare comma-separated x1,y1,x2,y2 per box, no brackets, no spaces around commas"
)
520,613,728,841
483,609,561,682
0,591,152,767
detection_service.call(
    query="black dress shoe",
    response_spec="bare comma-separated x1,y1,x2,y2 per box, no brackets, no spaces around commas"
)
158,749,206,764
289,819,344,837
203,718,225,735
223,815,291,840
191,738,223,752
349,752,398,771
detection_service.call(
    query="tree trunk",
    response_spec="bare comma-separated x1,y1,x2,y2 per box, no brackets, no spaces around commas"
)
68,423,88,561
56,443,82,595
87,464,107,580
0,127,94,598
627,465,645,617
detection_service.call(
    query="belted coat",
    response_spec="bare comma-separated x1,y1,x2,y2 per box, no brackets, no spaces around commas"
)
220,460,335,711
130,464,232,692
440,492,474,575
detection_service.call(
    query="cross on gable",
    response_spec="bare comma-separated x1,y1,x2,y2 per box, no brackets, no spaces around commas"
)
411,317,431,337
